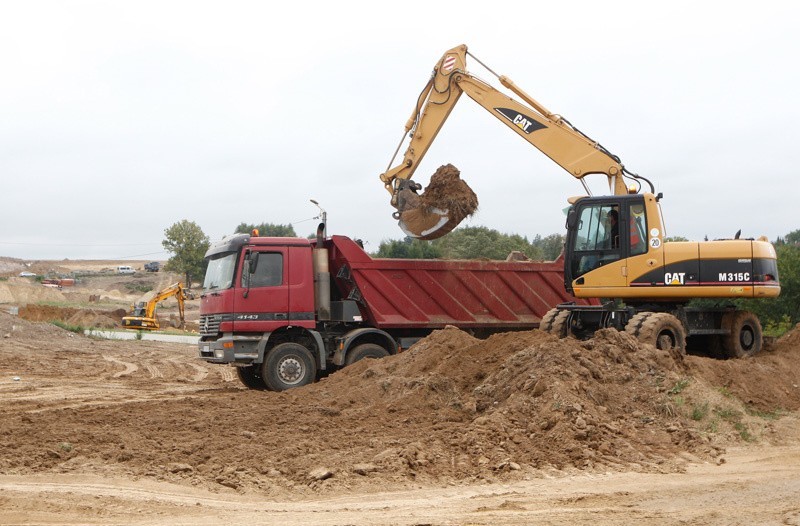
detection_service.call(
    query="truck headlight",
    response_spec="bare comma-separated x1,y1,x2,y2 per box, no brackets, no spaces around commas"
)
214,349,224,359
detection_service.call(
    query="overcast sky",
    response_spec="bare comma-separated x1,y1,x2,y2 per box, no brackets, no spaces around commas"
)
1,1,797,260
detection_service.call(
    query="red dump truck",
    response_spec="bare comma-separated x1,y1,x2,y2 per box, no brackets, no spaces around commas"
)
198,230,594,391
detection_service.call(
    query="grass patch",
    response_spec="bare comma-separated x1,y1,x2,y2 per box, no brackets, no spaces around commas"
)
125,282,152,294
51,320,84,334
668,378,691,395
718,386,734,398
745,407,783,420
691,402,710,421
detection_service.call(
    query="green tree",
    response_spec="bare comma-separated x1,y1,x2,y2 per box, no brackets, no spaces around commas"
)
374,226,556,260
432,226,543,260
785,229,800,246
531,233,565,260
375,237,442,259
235,222,296,237
162,220,210,287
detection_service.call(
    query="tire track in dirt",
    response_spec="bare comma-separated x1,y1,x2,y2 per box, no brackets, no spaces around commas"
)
103,355,138,377
167,358,209,382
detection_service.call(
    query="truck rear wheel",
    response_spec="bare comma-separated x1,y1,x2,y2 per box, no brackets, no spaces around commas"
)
721,311,762,358
236,365,266,390
262,343,317,391
635,312,686,354
345,343,390,365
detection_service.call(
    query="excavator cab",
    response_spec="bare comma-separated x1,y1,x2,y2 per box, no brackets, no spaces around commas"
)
563,194,650,294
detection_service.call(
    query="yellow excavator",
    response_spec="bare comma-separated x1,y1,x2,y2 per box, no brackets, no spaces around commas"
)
122,282,188,331
380,44,780,357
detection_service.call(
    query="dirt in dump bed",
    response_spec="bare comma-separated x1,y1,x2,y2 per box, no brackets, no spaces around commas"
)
400,164,478,239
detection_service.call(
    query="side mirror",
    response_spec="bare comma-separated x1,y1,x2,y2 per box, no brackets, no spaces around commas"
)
248,252,259,274
566,208,578,230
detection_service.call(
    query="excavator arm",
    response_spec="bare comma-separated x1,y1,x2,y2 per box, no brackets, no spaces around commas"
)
381,44,643,239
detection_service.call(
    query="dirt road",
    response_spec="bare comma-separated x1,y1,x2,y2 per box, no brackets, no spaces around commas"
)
2,445,799,525
1,309,799,524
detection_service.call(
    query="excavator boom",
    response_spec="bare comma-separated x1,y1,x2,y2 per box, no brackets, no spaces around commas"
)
381,44,638,239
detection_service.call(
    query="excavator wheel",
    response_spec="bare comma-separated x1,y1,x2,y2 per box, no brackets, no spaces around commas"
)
721,310,762,358
635,313,686,355
539,308,572,338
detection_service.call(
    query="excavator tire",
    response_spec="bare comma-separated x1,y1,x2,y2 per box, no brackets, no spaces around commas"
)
635,312,686,355
624,312,653,339
721,310,762,358
540,308,572,338
539,308,560,333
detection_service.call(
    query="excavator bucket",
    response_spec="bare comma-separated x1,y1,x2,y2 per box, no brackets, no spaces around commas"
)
396,164,478,240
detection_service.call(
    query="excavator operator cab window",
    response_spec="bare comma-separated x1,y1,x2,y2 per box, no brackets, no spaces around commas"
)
629,204,647,256
566,196,649,282
569,203,622,278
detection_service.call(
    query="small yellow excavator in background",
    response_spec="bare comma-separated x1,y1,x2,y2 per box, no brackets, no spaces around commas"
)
380,44,780,357
122,282,188,331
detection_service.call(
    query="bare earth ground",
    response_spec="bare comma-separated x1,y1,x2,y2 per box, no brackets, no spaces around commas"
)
1,260,800,524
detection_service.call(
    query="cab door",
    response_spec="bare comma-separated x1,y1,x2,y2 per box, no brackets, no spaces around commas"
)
233,248,289,332
566,201,628,290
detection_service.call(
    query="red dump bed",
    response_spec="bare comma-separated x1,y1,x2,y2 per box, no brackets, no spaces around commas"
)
326,235,595,330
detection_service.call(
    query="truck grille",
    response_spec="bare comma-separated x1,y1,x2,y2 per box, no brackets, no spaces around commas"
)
199,314,223,336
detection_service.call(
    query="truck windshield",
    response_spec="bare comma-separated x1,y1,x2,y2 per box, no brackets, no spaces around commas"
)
203,252,238,291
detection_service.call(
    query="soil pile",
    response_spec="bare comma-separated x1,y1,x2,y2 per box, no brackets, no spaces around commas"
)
399,164,478,240
2,314,800,497
18,304,122,329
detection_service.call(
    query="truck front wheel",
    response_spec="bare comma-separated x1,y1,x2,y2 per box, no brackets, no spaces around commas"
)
345,343,390,365
236,365,266,390
262,343,317,391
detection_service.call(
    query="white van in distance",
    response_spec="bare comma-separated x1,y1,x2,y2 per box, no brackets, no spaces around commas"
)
117,266,135,274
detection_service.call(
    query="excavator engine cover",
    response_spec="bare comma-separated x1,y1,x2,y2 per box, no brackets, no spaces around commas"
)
397,164,478,240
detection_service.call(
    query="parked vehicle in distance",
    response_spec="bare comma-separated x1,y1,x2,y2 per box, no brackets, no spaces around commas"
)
18,271,37,277
117,266,135,275
144,262,161,272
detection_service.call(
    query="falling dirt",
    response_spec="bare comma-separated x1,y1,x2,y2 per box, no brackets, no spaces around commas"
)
399,164,478,240
2,310,800,523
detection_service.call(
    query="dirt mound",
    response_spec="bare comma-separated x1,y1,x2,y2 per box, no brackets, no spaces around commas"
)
3,314,800,498
684,323,800,411
399,164,478,240
18,304,121,329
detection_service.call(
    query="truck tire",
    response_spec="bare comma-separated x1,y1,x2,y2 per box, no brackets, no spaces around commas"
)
721,311,762,358
262,343,317,392
345,343,390,365
635,313,686,354
236,365,266,390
